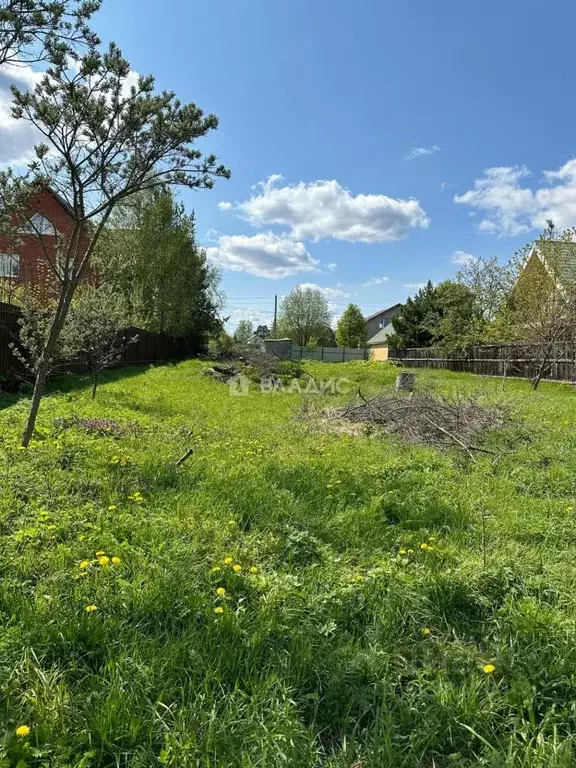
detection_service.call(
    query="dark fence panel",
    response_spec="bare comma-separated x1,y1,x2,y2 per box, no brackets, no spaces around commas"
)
291,344,369,362
389,344,576,383
0,303,199,378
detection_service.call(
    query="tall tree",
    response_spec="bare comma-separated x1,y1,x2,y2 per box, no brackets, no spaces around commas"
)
387,281,439,349
335,303,366,348
233,319,253,345
96,188,222,340
8,42,229,445
429,280,479,356
0,0,100,67
456,256,514,333
277,285,331,346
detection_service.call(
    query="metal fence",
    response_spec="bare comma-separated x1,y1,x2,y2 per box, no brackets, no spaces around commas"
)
0,303,199,378
389,344,576,383
263,338,369,362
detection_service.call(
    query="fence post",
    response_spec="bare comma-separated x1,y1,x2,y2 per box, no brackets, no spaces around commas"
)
342,347,345,362
321,346,324,361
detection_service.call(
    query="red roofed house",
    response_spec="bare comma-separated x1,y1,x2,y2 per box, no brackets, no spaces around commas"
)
0,186,87,301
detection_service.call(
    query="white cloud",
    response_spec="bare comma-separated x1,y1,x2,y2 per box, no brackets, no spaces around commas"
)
326,262,338,272
454,161,576,236
297,282,349,300
403,282,427,290
220,175,429,244
0,61,44,164
451,250,477,265
206,232,319,279
225,306,272,332
218,201,233,211
361,276,389,287
403,145,442,161
0,61,141,166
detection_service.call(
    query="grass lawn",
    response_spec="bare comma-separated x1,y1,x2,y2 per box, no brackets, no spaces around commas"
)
2,359,576,767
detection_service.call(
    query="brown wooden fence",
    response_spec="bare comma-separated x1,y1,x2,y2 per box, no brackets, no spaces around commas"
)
389,344,576,383
0,302,199,378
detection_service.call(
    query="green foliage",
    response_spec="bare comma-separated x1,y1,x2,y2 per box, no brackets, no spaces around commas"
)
335,304,366,348
233,320,253,346
96,189,223,340
208,330,239,359
1,361,576,765
277,286,331,346
6,37,228,444
0,0,101,68
387,281,439,349
430,280,480,356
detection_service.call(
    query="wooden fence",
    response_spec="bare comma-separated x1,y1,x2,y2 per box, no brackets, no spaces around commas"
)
0,302,198,378
389,344,576,382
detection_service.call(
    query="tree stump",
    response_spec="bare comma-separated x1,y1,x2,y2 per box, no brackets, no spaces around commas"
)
396,372,416,392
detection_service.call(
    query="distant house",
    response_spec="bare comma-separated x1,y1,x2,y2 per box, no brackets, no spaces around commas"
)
364,303,402,359
0,186,85,301
520,239,576,290
365,303,402,341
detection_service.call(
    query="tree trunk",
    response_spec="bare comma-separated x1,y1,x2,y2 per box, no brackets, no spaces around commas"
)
91,371,99,400
20,283,75,445
21,359,49,447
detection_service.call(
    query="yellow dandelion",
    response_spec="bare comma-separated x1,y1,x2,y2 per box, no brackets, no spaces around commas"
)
420,543,429,550
399,548,407,555
85,604,98,613
111,556,121,566
95,550,105,557
567,506,574,512
15,724,30,738
108,505,117,512
223,557,233,565
79,560,90,569
214,606,224,614
216,587,226,596
407,549,414,554
232,564,242,572
211,566,222,573
354,574,364,582
483,663,496,674
422,627,431,636
47,524,57,530
249,566,258,574
98,556,110,567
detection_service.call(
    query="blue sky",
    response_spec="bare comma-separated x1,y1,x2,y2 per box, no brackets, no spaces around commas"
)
7,0,576,330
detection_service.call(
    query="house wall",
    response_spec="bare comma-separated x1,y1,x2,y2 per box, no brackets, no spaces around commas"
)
365,305,402,340
369,344,389,361
0,188,89,302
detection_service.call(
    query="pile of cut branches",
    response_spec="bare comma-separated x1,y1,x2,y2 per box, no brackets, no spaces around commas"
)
337,389,506,458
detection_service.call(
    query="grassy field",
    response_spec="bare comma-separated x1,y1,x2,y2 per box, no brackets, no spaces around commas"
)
2,359,576,767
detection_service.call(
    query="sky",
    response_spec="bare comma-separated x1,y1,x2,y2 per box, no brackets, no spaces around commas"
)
4,0,576,331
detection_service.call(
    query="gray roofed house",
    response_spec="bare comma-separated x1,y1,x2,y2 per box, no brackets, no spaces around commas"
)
365,303,402,343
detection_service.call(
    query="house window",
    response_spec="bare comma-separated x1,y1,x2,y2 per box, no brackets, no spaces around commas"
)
0,253,19,278
379,318,383,328
21,213,58,236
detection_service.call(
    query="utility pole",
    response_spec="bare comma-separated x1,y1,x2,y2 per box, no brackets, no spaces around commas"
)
273,294,278,337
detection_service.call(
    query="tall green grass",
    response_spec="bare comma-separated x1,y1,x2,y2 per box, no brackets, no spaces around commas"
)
1,360,576,766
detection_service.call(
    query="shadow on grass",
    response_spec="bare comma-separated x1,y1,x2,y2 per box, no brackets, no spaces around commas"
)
0,360,184,412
